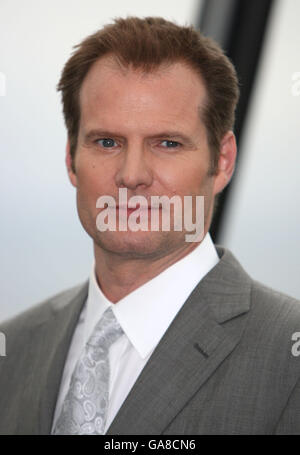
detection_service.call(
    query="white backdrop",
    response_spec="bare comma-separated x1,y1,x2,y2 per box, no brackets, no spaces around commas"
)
1,0,299,323
0,0,201,321
220,0,300,300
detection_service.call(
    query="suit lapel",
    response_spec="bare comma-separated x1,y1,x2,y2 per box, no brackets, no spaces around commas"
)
37,282,89,434
30,247,251,435
107,248,252,434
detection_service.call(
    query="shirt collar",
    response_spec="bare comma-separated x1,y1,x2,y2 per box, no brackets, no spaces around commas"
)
84,232,219,359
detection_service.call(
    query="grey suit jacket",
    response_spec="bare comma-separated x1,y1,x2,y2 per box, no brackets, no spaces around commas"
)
1,246,300,435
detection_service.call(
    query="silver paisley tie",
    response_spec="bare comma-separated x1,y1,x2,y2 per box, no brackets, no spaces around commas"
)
53,307,123,435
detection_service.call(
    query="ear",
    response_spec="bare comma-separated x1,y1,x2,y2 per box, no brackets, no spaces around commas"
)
65,139,77,187
213,131,237,196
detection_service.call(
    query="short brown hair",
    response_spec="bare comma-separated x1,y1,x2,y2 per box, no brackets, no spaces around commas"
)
57,16,239,173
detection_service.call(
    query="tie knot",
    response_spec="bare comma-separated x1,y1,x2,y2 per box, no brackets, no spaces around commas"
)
87,307,123,350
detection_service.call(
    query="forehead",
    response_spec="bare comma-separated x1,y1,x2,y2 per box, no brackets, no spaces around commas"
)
79,56,207,133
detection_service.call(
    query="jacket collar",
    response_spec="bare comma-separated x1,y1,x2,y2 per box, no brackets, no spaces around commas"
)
37,282,89,434
107,246,252,434
38,246,251,434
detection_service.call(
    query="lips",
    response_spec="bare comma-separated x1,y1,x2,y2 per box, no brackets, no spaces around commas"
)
117,206,151,210
116,205,160,210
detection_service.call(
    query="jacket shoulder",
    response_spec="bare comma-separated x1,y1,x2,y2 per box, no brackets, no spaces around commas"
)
216,245,300,320
250,278,300,323
0,281,88,335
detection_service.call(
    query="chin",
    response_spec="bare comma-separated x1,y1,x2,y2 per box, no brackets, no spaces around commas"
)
93,230,183,259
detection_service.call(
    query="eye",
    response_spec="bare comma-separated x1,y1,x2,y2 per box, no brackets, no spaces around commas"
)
97,138,117,148
160,140,181,148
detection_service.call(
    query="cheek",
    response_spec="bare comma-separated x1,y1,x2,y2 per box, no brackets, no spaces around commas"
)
160,163,210,197
76,157,114,197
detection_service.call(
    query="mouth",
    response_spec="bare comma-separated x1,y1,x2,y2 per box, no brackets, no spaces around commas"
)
116,205,161,211
114,206,163,219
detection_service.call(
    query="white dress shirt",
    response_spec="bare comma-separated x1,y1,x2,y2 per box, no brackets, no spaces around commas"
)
51,232,219,434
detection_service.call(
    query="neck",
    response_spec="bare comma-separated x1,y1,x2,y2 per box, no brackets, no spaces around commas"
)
93,239,204,303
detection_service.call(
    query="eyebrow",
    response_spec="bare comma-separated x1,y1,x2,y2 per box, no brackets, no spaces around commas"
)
83,129,121,143
83,129,196,146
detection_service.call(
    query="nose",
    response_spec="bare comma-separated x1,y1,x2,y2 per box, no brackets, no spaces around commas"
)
115,142,153,190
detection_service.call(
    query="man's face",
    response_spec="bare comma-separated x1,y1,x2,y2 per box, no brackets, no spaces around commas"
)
67,56,233,259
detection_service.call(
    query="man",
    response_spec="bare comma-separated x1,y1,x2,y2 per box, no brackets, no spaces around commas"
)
1,17,300,435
